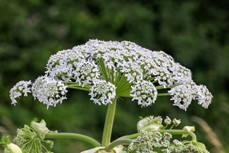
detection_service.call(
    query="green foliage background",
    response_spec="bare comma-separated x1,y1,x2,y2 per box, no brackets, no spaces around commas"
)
0,0,228,152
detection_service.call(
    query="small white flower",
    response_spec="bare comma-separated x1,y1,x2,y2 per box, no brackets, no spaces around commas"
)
9,81,32,105
130,81,158,107
89,80,116,105
164,116,172,125
182,126,195,138
32,76,68,108
183,126,195,133
172,118,181,126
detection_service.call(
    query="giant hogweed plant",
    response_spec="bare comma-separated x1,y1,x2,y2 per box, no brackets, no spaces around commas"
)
0,40,213,153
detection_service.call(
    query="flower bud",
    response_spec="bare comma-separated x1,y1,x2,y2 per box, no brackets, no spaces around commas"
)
182,126,195,138
137,116,162,132
183,126,195,132
4,143,22,153
164,116,172,125
31,119,50,139
172,118,181,126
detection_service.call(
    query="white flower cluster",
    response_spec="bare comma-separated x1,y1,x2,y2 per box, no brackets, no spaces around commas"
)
168,82,213,110
168,139,209,153
195,85,213,108
89,80,116,105
10,81,32,105
10,39,212,109
130,81,158,107
129,130,209,153
128,131,172,152
9,76,68,108
45,49,100,85
32,76,67,108
129,116,209,153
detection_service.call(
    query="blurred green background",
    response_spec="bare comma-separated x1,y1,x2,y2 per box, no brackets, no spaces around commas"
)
0,0,228,152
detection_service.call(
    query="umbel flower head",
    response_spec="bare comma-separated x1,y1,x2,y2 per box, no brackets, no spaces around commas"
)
13,124,54,153
128,116,209,153
10,39,213,110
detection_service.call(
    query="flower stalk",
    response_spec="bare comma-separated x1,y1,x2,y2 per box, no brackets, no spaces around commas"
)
159,129,197,142
45,132,100,147
102,98,118,146
105,138,132,151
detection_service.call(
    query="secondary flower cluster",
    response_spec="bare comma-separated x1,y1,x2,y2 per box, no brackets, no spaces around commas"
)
128,116,209,153
0,120,55,153
128,131,208,153
9,39,212,110
13,124,54,153
10,81,32,105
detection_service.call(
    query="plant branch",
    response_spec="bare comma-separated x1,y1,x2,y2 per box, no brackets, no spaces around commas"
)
106,138,132,151
159,129,197,142
45,132,100,147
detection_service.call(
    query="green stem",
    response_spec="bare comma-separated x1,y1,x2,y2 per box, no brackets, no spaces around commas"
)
101,98,118,146
45,132,100,147
106,138,132,151
156,85,175,90
105,133,139,151
67,86,90,91
156,86,165,90
158,93,170,96
99,58,109,81
159,129,197,141
119,133,139,140
67,82,90,91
